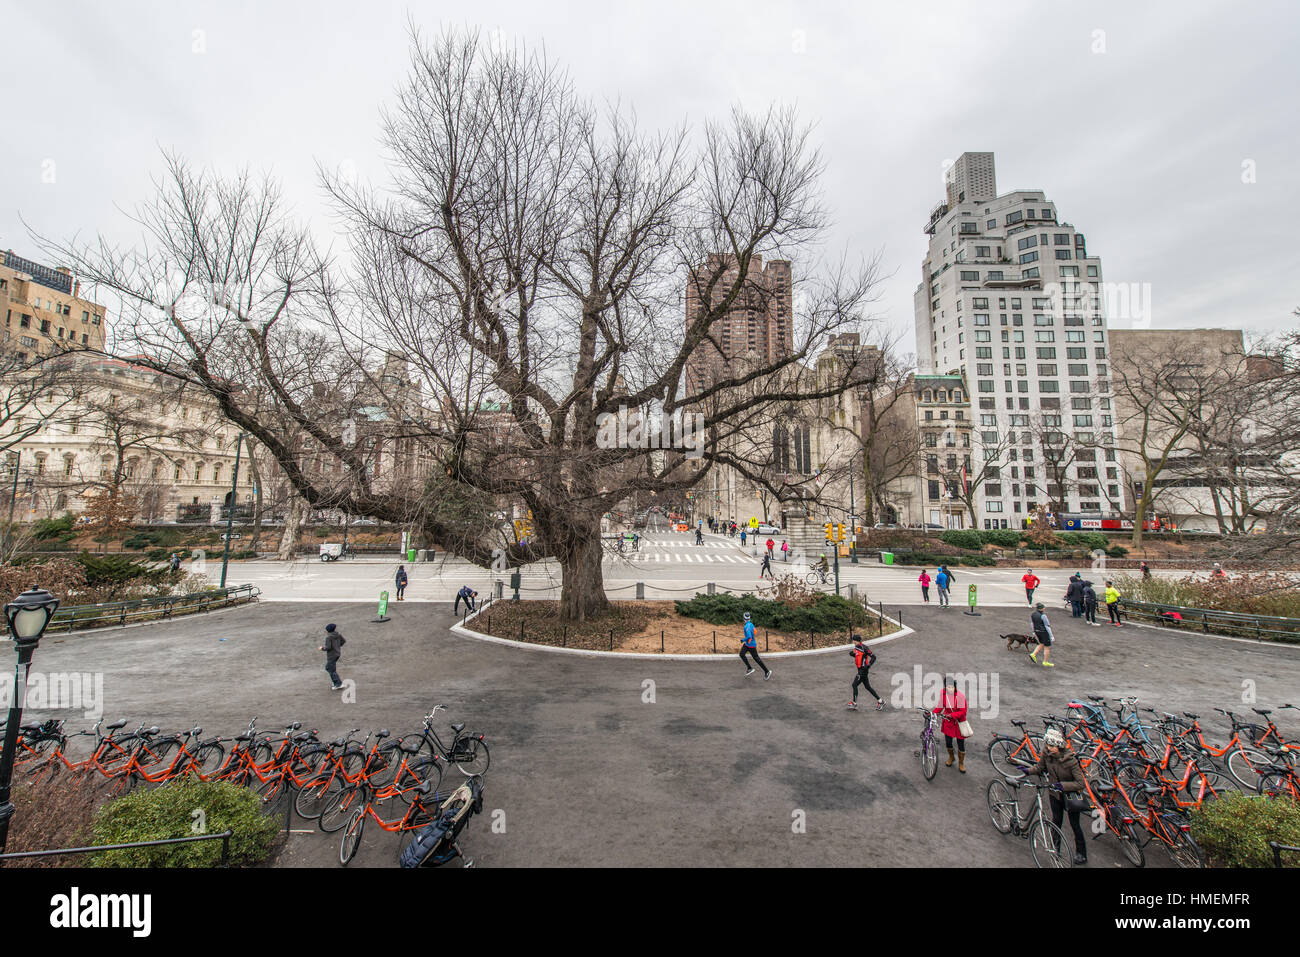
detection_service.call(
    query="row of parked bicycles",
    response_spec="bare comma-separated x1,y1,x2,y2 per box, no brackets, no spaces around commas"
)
984,697,1297,868
5,705,491,867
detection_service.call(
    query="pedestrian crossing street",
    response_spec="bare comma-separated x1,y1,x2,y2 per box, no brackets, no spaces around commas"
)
606,534,788,565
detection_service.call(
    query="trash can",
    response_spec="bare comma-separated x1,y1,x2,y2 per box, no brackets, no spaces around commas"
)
417,549,427,562
880,551,894,565
407,548,416,562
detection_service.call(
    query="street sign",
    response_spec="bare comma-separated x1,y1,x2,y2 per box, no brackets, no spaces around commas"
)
374,589,390,623
964,583,980,617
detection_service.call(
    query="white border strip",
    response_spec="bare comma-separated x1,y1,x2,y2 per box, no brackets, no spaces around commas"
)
448,600,915,660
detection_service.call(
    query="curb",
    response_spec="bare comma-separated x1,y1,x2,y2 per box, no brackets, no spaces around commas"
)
448,604,916,661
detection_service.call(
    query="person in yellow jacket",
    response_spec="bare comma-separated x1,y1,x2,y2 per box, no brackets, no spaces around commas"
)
1104,581,1122,626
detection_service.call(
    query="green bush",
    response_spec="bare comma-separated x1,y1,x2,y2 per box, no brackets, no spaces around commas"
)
1190,792,1300,868
984,529,1024,547
1106,545,1129,557
675,593,870,633
75,552,166,588
90,779,280,868
938,530,982,550
957,554,996,566
1058,531,1110,550
32,515,75,541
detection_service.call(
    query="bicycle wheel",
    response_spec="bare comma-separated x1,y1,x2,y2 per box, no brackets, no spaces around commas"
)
1165,825,1204,869
921,734,938,781
1118,819,1146,868
340,809,365,866
452,737,490,777
255,774,289,817
193,743,226,780
988,737,1033,778
1226,747,1275,790
295,770,345,820
320,784,368,834
986,778,1016,834
135,738,180,777
1030,818,1072,868
1257,771,1298,801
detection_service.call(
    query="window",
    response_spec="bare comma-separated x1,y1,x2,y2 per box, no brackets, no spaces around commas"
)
961,270,979,281
1039,380,1059,393
1035,347,1056,359
977,380,995,393
1054,249,1072,260
1033,314,1053,326
1073,415,1093,427
1019,251,1039,264
1065,331,1085,342
1037,364,1057,376
976,246,990,257
1017,236,1038,250
1035,331,1055,342
1023,268,1039,278
1068,364,1089,376
986,501,1003,513
1006,211,1023,225
974,330,991,342
985,484,1002,497
1087,265,1099,276
1071,397,1091,410
987,218,996,229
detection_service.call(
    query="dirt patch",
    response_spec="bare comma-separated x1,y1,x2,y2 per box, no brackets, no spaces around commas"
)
467,600,898,654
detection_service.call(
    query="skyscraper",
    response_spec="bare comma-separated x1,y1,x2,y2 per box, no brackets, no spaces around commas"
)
685,253,792,392
913,152,1120,528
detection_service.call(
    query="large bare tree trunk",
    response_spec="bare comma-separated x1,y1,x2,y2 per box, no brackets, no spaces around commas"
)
278,497,303,561
557,528,608,622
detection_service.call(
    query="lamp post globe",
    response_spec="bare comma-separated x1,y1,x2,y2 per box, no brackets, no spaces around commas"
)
4,585,59,650
0,584,59,856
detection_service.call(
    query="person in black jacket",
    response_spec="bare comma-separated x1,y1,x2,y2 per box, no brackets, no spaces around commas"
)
1065,574,1084,618
1081,580,1100,627
395,565,409,601
319,623,346,690
847,636,884,711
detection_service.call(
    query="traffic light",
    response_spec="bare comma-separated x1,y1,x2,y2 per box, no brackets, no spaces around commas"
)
835,523,845,542
823,522,833,540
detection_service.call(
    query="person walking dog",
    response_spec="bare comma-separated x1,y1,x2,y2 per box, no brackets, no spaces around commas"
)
395,565,408,601
739,612,771,680
1030,603,1055,667
847,636,884,711
933,677,970,772
319,623,346,690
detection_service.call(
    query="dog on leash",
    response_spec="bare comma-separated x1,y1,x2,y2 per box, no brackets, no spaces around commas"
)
1002,633,1036,651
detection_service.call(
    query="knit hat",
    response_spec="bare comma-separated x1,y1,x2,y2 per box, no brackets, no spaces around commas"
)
743,612,751,621
1044,728,1066,748
325,623,336,632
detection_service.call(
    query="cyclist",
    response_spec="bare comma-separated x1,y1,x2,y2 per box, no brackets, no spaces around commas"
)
1020,727,1089,866
815,552,829,583
695,526,704,546
847,636,883,711
739,612,771,680
631,532,640,552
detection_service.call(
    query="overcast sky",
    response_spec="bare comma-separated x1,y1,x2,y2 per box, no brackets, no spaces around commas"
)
3,0,1297,355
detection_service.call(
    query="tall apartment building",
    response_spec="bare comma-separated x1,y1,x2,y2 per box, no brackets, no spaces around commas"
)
913,153,1120,528
685,253,792,392
1,250,107,360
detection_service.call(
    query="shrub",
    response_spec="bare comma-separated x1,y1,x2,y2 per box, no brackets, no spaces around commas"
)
5,775,102,866
984,529,1024,547
90,779,280,867
1058,531,1110,551
675,592,870,634
32,515,74,542
1106,545,1129,557
957,554,996,567
938,530,982,550
1190,792,1300,868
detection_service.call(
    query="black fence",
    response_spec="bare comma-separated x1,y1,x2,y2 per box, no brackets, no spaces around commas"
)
0,584,261,636
0,830,235,866
1119,598,1300,644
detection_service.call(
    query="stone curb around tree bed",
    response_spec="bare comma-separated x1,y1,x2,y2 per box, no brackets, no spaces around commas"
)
448,601,915,660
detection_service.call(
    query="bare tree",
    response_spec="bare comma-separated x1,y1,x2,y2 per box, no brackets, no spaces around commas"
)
40,30,882,621
937,417,1016,529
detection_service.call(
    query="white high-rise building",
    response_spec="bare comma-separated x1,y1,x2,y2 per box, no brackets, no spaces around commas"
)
913,152,1122,529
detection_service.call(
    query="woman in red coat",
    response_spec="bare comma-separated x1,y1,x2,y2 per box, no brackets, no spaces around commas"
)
932,677,969,773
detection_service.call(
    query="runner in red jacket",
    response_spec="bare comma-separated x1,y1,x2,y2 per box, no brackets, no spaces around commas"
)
1021,569,1040,606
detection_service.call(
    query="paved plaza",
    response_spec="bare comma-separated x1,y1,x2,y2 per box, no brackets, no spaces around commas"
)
22,591,1300,867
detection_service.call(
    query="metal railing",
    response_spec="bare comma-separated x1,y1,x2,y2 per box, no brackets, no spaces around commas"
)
0,584,261,636
1118,598,1300,643
0,829,235,866
1270,841,1300,868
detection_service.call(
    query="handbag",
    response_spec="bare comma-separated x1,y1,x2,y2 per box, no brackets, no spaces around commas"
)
1064,792,1091,813
957,719,974,737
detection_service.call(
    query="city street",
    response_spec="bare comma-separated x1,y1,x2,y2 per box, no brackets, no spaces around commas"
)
224,531,1206,609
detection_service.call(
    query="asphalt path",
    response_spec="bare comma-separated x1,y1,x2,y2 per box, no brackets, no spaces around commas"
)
19,597,1300,868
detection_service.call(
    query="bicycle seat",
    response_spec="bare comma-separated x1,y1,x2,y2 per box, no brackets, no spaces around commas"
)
19,723,44,734
201,736,220,747
1011,719,1027,728
331,738,346,747
1092,782,1114,793
1140,783,1164,795
451,723,465,734
108,719,127,731
399,741,422,753
1087,694,1104,702
292,731,314,742
142,726,160,736
377,729,391,738
1253,708,1272,716
235,733,252,742
1183,712,1199,720
288,721,302,730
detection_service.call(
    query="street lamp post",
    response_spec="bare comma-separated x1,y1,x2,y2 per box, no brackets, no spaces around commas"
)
219,434,246,589
0,585,60,856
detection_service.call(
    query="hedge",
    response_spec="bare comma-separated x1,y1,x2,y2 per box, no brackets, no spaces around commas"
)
1189,792,1300,868
90,779,280,867
674,593,871,633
